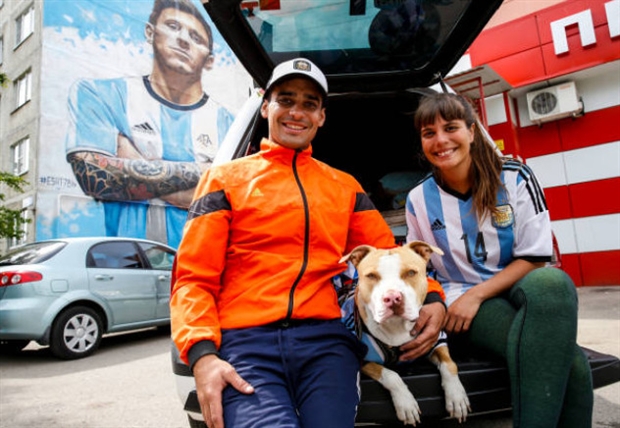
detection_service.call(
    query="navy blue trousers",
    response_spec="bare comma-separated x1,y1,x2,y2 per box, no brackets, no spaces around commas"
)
220,319,366,428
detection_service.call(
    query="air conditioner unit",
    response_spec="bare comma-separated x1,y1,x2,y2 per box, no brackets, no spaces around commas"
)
526,81,583,124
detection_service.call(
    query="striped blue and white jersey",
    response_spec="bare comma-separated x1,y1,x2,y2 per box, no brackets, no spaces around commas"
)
405,160,552,306
65,76,233,248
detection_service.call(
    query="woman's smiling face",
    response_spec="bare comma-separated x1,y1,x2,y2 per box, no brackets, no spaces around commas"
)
420,116,475,177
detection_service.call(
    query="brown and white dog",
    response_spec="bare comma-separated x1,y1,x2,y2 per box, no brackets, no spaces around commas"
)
340,241,470,426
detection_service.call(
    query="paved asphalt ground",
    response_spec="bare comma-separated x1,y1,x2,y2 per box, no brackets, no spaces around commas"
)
571,285,620,428
1,286,618,428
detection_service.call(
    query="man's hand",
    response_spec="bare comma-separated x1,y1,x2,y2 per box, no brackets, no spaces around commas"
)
398,301,446,361
192,354,254,428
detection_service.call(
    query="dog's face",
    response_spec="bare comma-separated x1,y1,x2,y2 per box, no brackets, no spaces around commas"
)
340,241,443,346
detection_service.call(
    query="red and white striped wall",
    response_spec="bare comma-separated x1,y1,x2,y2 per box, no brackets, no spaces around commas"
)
462,0,620,286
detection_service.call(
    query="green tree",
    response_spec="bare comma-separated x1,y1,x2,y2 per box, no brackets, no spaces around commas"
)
0,172,30,240
0,72,8,88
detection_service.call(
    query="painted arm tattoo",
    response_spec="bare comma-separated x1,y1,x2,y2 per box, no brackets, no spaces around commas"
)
67,151,206,201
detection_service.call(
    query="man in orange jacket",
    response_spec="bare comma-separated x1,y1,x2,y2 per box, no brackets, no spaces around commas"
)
171,58,446,428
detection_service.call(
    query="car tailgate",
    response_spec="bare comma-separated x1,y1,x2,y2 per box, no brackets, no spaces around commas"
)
355,346,619,423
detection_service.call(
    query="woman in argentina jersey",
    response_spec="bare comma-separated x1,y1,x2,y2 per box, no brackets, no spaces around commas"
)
405,93,593,428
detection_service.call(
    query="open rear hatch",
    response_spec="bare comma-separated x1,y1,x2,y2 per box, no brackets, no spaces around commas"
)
357,346,620,423
204,0,504,93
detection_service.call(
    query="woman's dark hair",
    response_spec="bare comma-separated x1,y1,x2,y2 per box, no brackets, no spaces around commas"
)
149,0,214,52
414,93,504,219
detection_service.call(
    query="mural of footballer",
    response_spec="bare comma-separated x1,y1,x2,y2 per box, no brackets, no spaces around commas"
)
65,0,233,248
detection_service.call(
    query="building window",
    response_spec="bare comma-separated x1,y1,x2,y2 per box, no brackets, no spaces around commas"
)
14,70,31,109
9,209,29,248
12,137,29,175
15,4,34,47
0,37,3,65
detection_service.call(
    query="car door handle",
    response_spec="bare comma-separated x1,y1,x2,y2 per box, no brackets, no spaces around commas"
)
95,274,114,281
158,275,170,281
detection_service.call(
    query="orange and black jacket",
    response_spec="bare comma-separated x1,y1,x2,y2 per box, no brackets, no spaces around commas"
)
171,139,444,368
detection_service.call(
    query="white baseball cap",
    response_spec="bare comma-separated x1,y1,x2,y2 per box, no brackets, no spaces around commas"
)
264,58,328,99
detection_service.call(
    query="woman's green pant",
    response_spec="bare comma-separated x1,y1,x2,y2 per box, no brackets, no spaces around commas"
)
465,268,594,427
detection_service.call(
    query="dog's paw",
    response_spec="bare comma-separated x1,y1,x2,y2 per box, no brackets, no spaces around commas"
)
381,368,421,425
392,390,421,426
443,378,471,423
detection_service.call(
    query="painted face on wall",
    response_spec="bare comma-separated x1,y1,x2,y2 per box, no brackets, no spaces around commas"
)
146,8,213,77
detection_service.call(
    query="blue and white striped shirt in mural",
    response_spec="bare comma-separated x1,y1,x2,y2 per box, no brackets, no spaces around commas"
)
65,75,233,248
405,160,552,306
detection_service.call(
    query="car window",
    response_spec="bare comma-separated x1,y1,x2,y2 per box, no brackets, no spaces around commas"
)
238,0,471,74
0,241,67,266
138,243,175,271
87,242,144,269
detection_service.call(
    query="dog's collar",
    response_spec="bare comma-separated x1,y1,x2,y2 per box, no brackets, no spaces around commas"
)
355,306,403,367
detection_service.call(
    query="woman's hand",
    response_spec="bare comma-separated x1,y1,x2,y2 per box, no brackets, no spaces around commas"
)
443,291,484,334
443,259,545,334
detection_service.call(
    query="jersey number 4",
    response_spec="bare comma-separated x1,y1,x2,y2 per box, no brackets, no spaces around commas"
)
461,232,488,263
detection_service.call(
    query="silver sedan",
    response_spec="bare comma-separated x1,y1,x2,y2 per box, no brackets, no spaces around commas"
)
0,237,175,359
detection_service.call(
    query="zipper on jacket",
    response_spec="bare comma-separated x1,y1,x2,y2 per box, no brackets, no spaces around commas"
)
283,150,310,325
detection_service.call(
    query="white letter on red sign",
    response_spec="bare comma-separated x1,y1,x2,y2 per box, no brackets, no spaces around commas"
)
551,9,596,55
606,0,620,38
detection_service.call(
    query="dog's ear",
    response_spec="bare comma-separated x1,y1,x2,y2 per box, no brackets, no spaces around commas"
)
407,240,444,261
340,245,376,267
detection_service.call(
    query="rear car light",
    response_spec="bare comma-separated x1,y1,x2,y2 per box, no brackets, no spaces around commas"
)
0,271,43,287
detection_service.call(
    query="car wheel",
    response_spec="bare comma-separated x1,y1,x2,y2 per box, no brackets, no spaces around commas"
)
187,416,207,428
0,339,30,354
50,306,103,360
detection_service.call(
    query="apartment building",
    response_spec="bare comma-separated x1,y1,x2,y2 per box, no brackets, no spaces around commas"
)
0,0,252,252
0,0,41,248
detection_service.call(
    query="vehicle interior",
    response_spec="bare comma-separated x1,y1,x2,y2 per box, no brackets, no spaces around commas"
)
242,89,437,241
